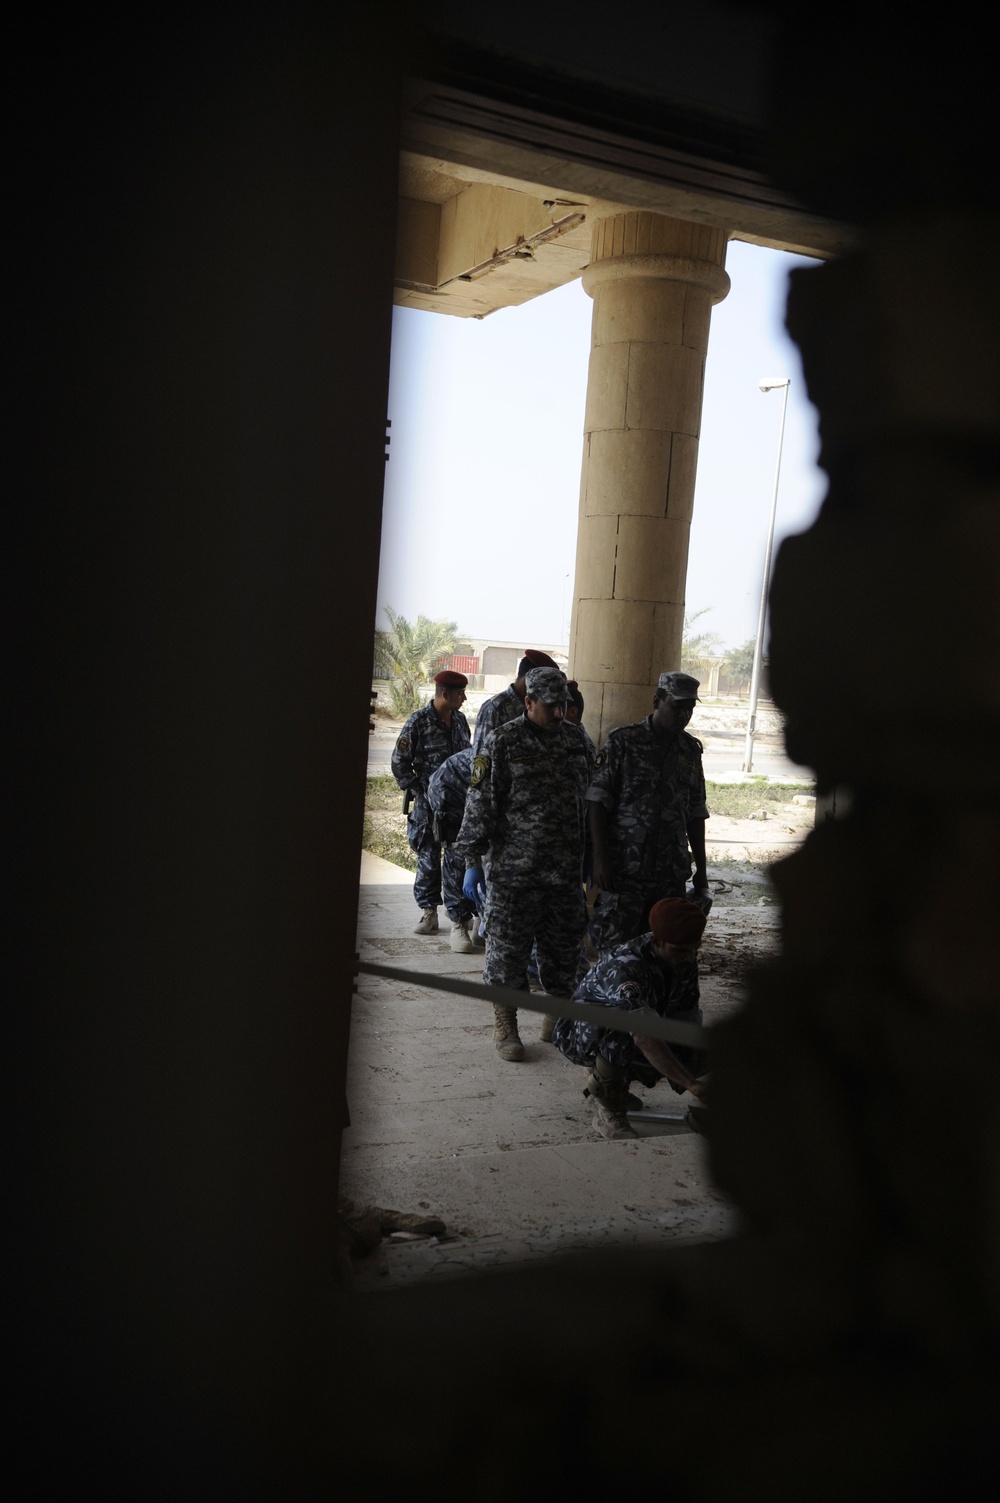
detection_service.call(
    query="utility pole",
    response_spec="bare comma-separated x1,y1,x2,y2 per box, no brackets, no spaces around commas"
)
742,377,790,774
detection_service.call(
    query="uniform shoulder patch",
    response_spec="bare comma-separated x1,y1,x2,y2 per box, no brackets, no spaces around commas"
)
470,753,491,787
396,735,410,753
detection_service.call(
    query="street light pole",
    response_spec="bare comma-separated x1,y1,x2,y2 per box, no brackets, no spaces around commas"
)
742,376,790,774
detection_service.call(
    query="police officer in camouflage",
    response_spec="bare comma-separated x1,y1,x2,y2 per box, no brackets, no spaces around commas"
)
552,897,708,1139
456,665,593,1061
390,670,477,952
587,670,710,955
425,747,484,949
470,648,560,755
425,746,473,846
565,679,596,758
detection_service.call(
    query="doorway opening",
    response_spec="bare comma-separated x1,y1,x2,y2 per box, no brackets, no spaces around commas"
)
343,226,824,1289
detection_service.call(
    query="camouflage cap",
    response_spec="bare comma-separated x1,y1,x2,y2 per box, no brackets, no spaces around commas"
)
657,670,700,701
524,665,570,704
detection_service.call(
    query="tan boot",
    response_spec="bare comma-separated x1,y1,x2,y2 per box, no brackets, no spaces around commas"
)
592,1099,638,1140
583,1056,636,1103
583,1056,638,1139
414,907,439,935
449,917,478,954
492,1005,524,1062
540,1014,557,1043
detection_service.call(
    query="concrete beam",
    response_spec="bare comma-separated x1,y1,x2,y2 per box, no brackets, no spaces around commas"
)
395,197,441,291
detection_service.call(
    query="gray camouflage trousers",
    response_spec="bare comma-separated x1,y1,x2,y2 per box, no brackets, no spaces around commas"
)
589,881,686,954
552,1004,703,1090
410,820,473,923
482,881,588,997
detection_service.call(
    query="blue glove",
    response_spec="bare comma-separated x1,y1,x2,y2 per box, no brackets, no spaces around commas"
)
463,866,485,907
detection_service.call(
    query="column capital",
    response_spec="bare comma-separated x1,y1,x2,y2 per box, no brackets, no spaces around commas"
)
582,211,730,303
582,253,730,302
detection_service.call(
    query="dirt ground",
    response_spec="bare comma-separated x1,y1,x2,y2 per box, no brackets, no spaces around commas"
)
344,804,804,1291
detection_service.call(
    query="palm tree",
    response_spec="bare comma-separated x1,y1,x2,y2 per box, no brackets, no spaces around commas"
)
374,607,462,717
681,608,723,679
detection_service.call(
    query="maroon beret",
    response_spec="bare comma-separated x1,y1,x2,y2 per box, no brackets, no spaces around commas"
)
522,649,558,669
649,898,707,947
434,670,468,689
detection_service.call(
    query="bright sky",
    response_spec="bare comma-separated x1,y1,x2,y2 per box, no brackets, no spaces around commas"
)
378,239,827,653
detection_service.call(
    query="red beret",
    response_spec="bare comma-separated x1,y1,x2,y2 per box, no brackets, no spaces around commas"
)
523,649,558,669
566,679,579,692
649,898,707,947
434,670,468,689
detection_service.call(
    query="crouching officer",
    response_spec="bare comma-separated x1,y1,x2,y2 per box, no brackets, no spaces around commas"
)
552,898,708,1139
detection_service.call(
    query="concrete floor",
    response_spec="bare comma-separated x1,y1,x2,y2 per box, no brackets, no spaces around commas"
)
341,851,780,1290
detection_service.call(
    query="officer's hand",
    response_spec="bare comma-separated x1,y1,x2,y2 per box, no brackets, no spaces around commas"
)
591,855,612,892
463,867,485,906
686,883,713,916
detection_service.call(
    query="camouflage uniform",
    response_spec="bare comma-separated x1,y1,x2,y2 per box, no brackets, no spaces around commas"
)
455,713,593,996
551,933,703,1090
391,702,472,921
586,715,708,952
425,747,472,847
471,684,523,755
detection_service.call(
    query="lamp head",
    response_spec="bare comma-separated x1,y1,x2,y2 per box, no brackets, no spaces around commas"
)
758,377,790,392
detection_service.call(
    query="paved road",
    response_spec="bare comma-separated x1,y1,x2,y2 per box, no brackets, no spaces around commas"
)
700,735,811,783
367,730,810,784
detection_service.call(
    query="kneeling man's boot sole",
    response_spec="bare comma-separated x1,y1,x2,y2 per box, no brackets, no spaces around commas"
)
492,1005,524,1062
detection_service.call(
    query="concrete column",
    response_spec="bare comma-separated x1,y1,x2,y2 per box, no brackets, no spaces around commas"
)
569,213,730,746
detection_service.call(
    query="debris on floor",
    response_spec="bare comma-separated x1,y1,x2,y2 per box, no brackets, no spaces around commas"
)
335,1197,451,1284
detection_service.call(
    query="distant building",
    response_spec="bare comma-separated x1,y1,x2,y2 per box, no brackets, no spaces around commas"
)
436,638,567,691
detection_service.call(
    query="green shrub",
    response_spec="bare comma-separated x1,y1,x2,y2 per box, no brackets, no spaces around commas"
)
704,780,810,819
363,774,416,871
